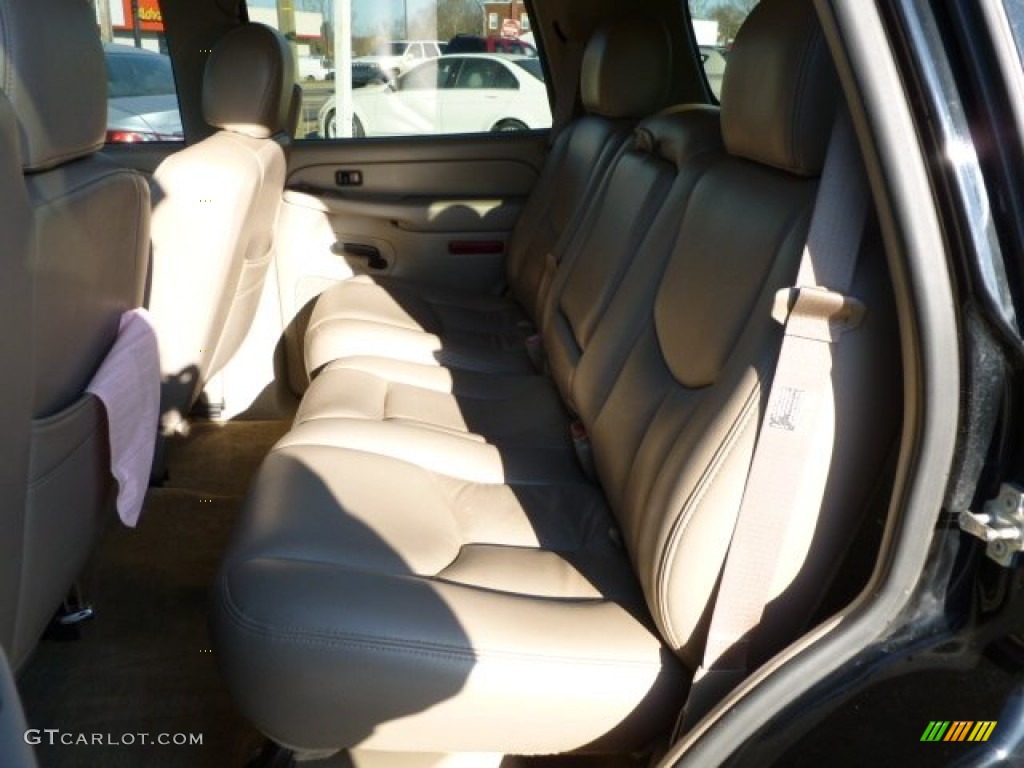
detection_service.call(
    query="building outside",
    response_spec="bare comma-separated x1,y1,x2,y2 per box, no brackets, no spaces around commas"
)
93,0,327,57
480,0,529,38
94,0,168,51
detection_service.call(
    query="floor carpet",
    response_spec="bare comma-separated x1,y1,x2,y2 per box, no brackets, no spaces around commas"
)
17,420,289,768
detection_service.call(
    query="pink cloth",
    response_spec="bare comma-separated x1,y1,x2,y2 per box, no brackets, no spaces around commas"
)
85,308,161,527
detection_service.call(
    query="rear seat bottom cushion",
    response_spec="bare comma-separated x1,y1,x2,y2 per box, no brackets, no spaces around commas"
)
315,275,532,337
295,358,572,444
305,276,534,377
212,444,686,754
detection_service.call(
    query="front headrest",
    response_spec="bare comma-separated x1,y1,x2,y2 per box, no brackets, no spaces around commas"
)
720,0,839,176
0,0,107,172
581,17,672,120
203,24,294,139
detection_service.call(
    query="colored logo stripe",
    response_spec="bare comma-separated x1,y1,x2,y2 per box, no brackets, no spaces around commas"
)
968,721,997,742
921,721,997,742
945,721,973,742
921,721,950,741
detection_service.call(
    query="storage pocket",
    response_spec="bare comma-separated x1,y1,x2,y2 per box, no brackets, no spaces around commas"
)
16,395,113,658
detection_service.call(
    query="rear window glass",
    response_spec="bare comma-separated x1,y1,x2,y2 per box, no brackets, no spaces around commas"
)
106,52,176,98
378,42,410,55
512,58,544,82
688,0,759,101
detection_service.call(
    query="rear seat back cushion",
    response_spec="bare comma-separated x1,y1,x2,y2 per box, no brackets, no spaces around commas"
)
574,0,899,666
543,105,723,410
507,16,675,320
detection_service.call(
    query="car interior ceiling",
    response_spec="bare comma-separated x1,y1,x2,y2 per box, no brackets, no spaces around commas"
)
1,0,915,766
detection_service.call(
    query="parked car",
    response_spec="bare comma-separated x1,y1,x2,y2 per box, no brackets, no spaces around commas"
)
296,55,332,82
318,53,550,138
103,43,183,142
353,40,443,81
698,44,726,100
350,59,389,88
446,33,538,57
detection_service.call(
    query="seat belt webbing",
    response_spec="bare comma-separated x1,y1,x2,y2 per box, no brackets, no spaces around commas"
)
681,110,870,728
550,37,584,142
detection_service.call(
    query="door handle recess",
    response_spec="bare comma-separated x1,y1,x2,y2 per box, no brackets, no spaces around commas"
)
333,242,388,270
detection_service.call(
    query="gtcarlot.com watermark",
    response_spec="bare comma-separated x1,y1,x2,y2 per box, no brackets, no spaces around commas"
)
24,729,203,747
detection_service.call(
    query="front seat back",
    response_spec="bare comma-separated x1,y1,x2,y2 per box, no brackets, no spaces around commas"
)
0,0,151,667
149,24,294,427
0,91,33,670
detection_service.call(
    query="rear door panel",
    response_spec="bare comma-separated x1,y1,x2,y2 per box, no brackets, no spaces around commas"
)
275,131,549,389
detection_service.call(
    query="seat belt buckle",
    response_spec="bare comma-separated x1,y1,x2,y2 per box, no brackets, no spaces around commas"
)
525,333,547,372
570,420,597,480
772,285,866,342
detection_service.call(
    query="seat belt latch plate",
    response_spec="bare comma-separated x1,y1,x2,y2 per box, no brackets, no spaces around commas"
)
772,286,866,341
960,483,1024,567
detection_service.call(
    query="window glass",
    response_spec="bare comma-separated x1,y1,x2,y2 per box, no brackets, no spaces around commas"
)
687,0,759,101
456,59,518,90
512,58,544,82
256,0,550,139
94,0,184,143
1006,0,1024,69
399,60,442,91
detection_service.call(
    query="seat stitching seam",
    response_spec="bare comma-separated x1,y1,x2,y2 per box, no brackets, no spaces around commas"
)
218,578,662,669
655,383,761,649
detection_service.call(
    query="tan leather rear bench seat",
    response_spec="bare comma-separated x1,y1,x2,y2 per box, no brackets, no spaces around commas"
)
212,0,902,759
290,103,723,458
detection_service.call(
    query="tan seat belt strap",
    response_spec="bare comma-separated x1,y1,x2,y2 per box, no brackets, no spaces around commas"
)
550,35,584,143
681,109,870,729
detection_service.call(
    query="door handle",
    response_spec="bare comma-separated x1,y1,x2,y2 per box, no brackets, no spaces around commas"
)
333,242,388,270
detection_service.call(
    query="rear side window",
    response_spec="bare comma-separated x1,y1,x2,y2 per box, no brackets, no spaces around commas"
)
687,0,758,101
95,0,184,143
512,58,544,82
456,59,519,90
256,0,551,140
105,52,176,98
400,60,443,91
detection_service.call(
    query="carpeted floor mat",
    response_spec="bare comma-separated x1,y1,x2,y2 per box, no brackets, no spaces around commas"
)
17,419,289,768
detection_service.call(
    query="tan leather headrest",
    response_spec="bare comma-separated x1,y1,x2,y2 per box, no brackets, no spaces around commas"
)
634,104,722,170
0,0,107,172
721,0,839,176
203,24,295,139
581,17,672,120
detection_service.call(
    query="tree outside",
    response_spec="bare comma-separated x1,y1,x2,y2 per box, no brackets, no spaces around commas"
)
424,0,482,41
690,0,759,45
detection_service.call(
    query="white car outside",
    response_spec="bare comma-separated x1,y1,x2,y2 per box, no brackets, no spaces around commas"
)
353,40,443,80
319,54,551,139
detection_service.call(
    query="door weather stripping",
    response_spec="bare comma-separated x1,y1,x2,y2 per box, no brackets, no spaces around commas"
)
959,483,1024,566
